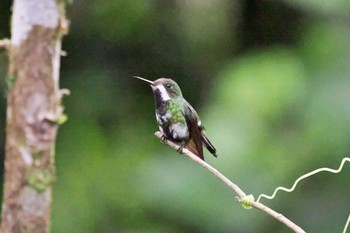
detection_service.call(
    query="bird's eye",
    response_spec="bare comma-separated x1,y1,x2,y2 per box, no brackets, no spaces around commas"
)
165,84,172,88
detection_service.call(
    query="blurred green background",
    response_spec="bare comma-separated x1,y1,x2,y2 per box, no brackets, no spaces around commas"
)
1,0,350,232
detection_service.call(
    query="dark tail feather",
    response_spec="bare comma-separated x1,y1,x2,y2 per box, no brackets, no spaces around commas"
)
187,117,205,160
186,138,204,160
201,134,217,157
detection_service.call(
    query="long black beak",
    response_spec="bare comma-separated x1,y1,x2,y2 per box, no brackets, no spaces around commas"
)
133,76,154,85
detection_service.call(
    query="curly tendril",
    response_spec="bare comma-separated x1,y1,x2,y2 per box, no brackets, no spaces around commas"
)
257,157,350,203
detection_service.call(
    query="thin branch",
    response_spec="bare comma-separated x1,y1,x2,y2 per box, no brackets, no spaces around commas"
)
250,202,306,233
343,214,350,233
155,131,306,233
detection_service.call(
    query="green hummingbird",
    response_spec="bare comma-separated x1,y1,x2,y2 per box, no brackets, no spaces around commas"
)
134,76,217,160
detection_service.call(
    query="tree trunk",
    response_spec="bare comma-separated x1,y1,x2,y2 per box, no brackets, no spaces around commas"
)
0,1,68,232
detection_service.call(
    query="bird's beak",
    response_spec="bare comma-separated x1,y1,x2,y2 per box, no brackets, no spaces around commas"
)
133,76,154,86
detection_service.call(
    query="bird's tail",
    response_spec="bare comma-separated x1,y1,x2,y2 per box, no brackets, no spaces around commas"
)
201,134,217,157
186,138,204,160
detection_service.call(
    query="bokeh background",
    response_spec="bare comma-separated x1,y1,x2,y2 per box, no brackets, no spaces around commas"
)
1,0,350,232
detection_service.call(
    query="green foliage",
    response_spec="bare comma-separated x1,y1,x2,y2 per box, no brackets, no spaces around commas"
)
89,1,153,41
5,73,15,91
285,0,350,14
27,168,56,193
219,48,305,118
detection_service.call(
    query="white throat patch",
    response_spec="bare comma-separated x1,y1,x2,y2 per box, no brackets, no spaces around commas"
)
156,85,170,101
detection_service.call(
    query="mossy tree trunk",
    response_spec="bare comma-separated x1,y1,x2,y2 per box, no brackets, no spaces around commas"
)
0,1,68,232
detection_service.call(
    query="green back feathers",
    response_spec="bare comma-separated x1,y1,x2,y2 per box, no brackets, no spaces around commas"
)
168,99,187,125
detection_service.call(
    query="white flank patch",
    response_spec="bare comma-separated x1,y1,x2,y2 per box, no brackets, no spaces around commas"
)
156,113,161,124
170,123,189,139
156,112,171,125
156,85,170,101
162,111,172,122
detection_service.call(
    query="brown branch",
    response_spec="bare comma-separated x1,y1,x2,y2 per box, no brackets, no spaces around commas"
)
155,131,306,233
0,1,68,232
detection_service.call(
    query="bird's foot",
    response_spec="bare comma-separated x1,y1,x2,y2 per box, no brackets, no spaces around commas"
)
160,134,167,143
176,144,185,154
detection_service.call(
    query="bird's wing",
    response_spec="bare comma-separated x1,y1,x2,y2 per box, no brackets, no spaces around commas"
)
186,102,217,158
184,104,204,160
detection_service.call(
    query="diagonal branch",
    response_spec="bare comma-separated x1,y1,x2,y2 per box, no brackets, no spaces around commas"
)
155,131,306,233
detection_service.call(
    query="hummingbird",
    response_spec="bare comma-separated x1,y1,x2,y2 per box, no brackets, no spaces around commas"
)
134,76,217,160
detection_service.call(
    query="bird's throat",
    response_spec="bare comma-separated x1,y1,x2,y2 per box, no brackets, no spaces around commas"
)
153,85,171,110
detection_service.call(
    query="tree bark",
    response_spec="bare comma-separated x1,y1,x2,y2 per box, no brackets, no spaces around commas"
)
0,1,68,232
